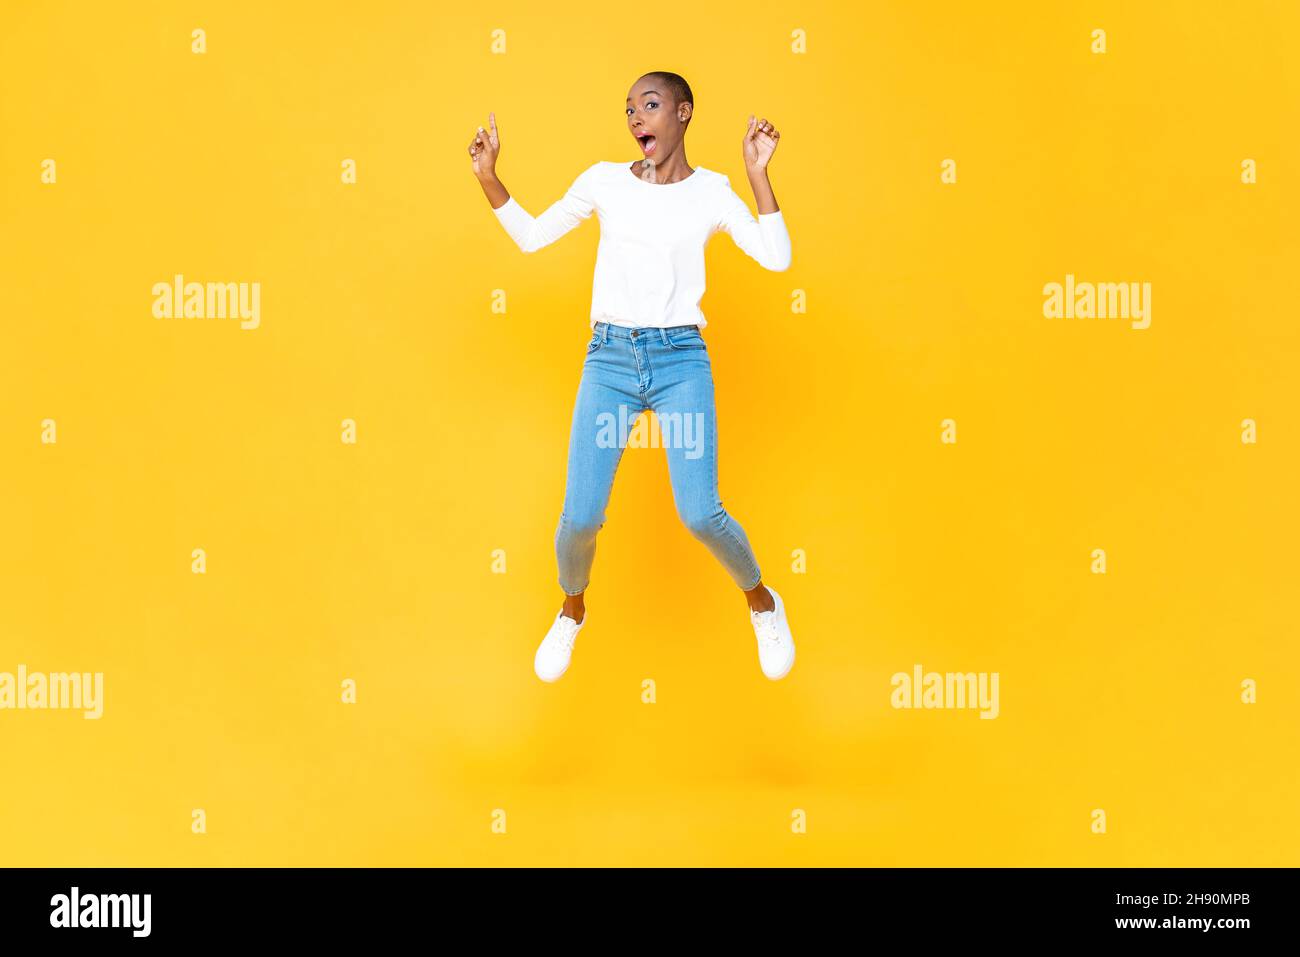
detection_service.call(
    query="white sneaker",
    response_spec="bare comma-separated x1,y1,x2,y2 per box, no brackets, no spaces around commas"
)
750,586,795,679
535,609,585,682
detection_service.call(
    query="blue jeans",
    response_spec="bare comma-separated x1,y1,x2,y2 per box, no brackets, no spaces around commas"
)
555,321,763,595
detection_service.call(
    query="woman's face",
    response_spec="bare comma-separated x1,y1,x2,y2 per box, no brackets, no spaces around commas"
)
626,78,688,162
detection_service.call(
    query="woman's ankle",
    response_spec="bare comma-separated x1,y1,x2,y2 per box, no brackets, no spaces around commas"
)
743,581,774,613
562,593,585,623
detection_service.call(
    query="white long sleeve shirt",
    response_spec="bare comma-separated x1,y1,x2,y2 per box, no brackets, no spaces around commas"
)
491,160,791,329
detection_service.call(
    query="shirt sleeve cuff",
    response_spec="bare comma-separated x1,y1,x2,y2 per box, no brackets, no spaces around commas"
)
492,196,533,248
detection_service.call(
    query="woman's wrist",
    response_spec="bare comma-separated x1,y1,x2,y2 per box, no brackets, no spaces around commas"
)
477,171,509,209
745,165,778,214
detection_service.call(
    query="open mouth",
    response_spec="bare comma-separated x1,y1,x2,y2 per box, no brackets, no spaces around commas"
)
635,132,657,156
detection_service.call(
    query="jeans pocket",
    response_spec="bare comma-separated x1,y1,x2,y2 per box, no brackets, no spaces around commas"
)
665,327,707,351
586,331,604,354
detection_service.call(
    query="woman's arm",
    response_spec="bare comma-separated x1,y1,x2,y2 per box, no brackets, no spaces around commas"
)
488,165,599,254
469,112,597,253
714,115,791,271
715,177,792,271
477,169,510,209
746,165,780,215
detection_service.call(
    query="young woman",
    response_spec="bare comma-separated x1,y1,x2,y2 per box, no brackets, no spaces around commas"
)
469,71,796,683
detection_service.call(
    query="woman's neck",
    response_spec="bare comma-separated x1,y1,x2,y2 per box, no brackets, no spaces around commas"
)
633,150,693,184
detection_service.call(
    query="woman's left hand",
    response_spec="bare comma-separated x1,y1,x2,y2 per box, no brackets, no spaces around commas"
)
743,115,780,171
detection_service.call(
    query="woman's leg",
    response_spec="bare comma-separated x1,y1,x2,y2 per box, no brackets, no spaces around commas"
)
555,332,644,616
646,328,772,610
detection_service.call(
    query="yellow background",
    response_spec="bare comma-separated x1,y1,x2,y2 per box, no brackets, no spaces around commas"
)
1,0,1296,865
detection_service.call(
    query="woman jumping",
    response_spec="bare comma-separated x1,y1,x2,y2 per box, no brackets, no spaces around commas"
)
468,70,796,683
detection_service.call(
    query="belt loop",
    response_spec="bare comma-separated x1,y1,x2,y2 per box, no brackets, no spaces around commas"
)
601,322,608,344
659,326,669,346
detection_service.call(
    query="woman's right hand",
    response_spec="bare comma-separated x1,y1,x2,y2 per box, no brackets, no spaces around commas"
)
468,112,500,177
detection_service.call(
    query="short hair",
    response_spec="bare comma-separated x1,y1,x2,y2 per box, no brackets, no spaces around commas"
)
640,71,693,120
